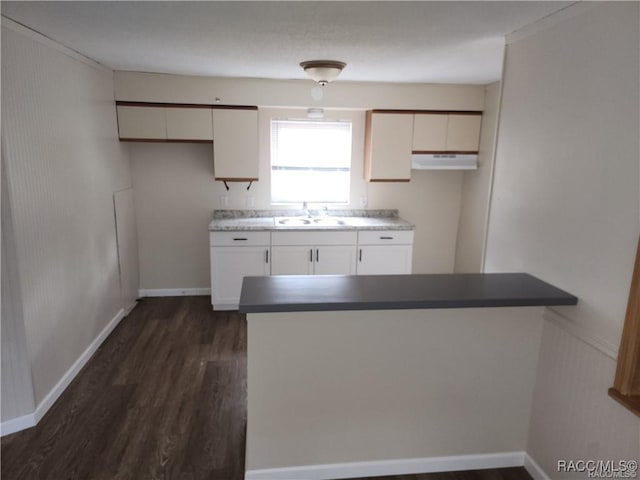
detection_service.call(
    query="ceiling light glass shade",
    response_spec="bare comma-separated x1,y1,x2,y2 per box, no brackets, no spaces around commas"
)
300,60,346,86
311,85,324,101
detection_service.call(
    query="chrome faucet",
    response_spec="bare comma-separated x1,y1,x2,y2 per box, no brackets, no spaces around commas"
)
302,201,310,217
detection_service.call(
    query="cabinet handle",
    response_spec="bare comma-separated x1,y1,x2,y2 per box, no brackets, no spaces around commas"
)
316,248,319,262
233,237,248,241
380,236,394,240
265,250,269,263
310,249,313,262
359,248,362,262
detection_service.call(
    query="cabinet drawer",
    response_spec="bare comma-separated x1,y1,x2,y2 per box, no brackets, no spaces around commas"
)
272,231,357,246
210,231,270,246
358,230,414,245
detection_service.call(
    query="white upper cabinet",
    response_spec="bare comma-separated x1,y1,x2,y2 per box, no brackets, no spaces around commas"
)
165,107,213,141
117,105,213,141
364,112,414,182
117,106,167,140
445,114,482,152
212,108,259,181
413,113,481,153
365,110,482,181
412,113,448,151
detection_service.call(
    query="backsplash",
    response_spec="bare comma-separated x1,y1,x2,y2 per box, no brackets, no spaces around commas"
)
212,209,400,219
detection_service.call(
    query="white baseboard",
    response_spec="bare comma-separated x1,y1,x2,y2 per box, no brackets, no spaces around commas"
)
1,307,127,437
524,454,552,480
33,308,126,424
213,303,239,311
139,288,211,297
0,413,36,437
245,451,527,480
122,300,138,317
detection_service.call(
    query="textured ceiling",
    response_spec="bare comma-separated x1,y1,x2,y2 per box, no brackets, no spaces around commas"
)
1,1,573,84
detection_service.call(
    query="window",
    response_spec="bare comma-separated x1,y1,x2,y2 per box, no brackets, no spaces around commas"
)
270,119,352,204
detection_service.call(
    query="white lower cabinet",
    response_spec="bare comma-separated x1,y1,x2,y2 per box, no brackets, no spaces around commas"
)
210,231,270,310
357,230,414,275
209,228,414,309
271,231,357,275
270,246,314,275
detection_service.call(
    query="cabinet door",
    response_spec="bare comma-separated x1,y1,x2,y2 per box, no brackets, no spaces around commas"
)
365,112,413,181
166,107,213,140
271,246,314,275
211,246,269,310
446,114,482,152
212,108,259,180
314,245,357,275
357,245,413,275
117,106,166,140
412,113,447,151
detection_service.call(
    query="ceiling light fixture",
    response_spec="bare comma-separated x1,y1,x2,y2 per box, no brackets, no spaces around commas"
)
300,60,346,86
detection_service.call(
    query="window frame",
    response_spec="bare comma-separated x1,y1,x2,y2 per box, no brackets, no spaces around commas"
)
269,117,353,205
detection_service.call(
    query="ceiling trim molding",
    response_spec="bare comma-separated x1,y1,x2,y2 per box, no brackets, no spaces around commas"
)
1,15,111,72
506,2,598,45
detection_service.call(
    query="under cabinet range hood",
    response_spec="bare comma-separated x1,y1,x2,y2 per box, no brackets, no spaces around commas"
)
411,153,478,170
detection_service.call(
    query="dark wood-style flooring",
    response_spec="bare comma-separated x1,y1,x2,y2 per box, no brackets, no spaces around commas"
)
2,296,532,480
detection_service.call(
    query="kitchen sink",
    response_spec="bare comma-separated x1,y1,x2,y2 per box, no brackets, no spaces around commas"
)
275,217,312,226
275,217,346,227
312,218,346,226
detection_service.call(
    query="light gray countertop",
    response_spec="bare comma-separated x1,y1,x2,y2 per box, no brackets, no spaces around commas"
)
208,209,415,231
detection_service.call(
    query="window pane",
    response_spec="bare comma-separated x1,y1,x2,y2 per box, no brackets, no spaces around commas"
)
271,119,352,204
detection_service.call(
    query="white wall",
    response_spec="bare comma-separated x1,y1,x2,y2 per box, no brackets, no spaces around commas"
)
454,82,500,273
368,170,463,274
131,106,467,290
131,143,215,290
114,71,485,111
485,3,640,476
1,19,134,413
486,2,639,351
247,307,544,473
1,150,36,423
528,315,639,479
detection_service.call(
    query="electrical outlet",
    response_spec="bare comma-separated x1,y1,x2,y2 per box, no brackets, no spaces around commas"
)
246,196,255,208
220,195,229,207
359,196,368,208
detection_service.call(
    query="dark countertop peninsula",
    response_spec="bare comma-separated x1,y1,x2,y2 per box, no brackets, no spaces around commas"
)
239,273,577,313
